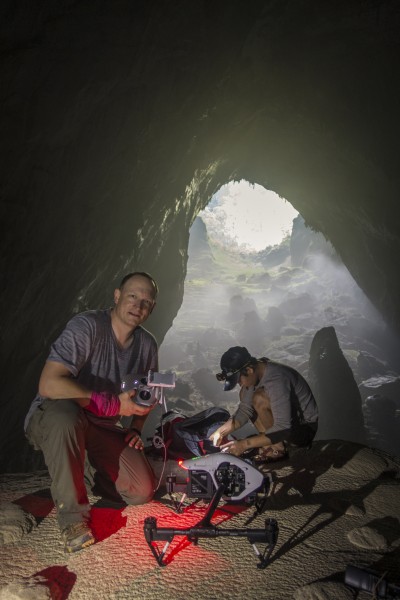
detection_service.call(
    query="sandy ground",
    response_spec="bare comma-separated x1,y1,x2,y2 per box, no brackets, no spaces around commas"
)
1,440,400,600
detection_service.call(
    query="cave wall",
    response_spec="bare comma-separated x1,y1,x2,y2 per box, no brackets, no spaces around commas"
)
1,0,400,471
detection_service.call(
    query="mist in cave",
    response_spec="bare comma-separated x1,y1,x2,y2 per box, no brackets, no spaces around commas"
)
155,184,400,457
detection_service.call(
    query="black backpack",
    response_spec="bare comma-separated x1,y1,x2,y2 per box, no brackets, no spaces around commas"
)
151,407,230,459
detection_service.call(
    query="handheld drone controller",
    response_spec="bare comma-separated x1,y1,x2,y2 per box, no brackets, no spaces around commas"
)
121,371,175,407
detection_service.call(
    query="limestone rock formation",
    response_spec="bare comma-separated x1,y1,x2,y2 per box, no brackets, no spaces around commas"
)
290,214,337,267
187,217,215,271
0,501,36,545
309,326,367,444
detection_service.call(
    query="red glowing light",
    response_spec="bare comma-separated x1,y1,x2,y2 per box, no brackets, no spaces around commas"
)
178,459,188,470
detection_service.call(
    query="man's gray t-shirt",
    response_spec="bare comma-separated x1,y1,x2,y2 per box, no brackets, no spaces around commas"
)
233,360,318,434
24,309,158,431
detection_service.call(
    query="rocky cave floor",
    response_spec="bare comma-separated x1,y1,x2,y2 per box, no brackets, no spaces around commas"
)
0,441,399,599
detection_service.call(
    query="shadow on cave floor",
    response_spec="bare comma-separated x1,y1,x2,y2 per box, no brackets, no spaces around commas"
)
13,487,54,525
244,440,400,571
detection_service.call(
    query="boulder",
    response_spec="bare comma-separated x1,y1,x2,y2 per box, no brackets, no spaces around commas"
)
309,326,366,444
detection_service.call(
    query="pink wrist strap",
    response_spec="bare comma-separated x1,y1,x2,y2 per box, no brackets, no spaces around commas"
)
86,392,120,417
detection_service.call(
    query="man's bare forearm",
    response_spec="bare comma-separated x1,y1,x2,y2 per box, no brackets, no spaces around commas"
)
39,377,91,404
230,417,243,432
39,363,91,405
38,361,152,419
243,432,273,449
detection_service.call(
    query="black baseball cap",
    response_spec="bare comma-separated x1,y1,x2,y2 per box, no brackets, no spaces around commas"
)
216,346,255,390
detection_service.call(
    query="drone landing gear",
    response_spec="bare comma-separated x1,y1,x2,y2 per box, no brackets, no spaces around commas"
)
144,483,278,569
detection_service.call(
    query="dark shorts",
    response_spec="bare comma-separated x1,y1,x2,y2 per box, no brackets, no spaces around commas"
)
268,421,318,447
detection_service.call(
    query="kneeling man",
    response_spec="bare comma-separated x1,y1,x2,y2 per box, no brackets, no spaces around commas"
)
212,346,318,461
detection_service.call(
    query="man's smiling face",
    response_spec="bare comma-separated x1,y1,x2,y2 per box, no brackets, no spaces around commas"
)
113,274,156,329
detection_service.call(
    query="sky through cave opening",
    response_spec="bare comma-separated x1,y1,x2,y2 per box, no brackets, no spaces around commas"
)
199,180,298,252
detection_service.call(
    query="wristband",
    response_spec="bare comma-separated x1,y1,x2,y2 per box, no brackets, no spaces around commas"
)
86,392,120,417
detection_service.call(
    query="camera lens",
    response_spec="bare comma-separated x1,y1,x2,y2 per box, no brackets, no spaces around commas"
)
139,389,152,401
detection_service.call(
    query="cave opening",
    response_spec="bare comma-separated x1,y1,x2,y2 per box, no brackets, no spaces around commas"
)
146,178,400,453
199,180,298,252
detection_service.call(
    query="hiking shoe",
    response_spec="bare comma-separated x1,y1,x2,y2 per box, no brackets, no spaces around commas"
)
62,521,95,553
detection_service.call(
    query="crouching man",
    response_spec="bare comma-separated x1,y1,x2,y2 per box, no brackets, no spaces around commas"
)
211,346,318,462
24,272,159,553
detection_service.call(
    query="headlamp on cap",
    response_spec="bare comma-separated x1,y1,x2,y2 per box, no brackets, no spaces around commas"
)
216,362,251,391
